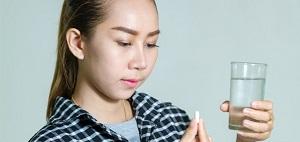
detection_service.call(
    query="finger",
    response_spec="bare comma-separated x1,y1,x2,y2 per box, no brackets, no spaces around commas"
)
237,130,271,141
251,100,273,111
220,101,229,112
209,137,213,142
242,119,273,133
243,108,272,122
197,119,210,142
181,119,198,142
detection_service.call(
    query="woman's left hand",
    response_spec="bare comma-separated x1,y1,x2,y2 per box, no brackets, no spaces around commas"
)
220,100,274,142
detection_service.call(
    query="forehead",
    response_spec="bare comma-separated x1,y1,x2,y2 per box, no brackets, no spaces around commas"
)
101,0,159,32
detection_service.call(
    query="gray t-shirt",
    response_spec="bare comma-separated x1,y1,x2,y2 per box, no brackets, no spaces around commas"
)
105,118,141,142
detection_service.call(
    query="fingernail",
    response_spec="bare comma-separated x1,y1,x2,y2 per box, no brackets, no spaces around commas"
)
243,120,251,127
251,101,258,108
243,108,251,115
198,118,204,128
237,131,244,135
199,118,203,124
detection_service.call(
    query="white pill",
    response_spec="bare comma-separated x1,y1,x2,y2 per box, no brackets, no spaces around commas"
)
194,111,200,123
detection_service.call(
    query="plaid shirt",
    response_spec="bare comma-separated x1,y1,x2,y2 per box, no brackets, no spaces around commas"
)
30,92,190,142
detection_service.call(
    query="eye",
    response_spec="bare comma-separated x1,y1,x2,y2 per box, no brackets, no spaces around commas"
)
145,43,159,48
117,41,132,47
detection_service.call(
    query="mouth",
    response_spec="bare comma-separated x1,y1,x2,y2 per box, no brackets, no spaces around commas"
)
121,79,140,88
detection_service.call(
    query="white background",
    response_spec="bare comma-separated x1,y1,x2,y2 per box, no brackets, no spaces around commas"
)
1,0,299,141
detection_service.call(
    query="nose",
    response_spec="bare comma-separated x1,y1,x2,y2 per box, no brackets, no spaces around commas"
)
128,46,147,70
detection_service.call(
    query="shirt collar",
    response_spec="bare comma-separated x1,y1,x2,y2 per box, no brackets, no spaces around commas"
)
48,96,94,124
48,91,143,124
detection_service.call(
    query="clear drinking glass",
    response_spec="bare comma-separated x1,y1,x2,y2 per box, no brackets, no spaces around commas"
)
229,62,267,130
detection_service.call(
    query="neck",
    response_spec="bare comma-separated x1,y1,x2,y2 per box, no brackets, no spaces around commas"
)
72,77,133,124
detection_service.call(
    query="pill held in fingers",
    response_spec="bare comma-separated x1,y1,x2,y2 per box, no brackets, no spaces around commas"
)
195,111,200,123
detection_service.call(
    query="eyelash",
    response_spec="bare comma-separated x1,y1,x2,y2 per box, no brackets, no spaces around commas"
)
117,41,132,47
146,43,159,48
117,41,159,48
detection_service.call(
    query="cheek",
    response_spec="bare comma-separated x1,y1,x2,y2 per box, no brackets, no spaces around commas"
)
146,49,158,73
149,49,158,64
85,43,128,79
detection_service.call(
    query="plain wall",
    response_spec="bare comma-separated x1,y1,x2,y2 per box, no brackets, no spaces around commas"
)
1,0,299,141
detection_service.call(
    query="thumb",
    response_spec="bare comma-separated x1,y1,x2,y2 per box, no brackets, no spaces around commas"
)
220,100,230,112
180,119,198,142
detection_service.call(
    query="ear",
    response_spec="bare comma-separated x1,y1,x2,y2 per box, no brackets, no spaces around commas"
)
66,28,85,60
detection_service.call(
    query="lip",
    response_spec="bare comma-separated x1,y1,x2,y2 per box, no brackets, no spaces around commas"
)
121,79,139,88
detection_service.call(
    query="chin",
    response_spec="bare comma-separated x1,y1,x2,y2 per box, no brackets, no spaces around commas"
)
111,89,136,100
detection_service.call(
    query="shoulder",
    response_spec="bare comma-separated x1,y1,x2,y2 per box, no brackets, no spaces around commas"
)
134,92,188,114
133,92,190,141
29,122,74,142
133,91,190,125
29,123,57,142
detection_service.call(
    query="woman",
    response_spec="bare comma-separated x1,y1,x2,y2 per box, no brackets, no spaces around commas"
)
30,0,274,141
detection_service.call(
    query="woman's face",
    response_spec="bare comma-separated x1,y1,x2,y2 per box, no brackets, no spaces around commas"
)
80,0,159,100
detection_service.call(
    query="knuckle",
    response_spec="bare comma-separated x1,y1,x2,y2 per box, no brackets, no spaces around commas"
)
269,102,273,108
260,132,271,140
263,123,270,132
267,112,272,121
268,120,274,130
259,132,271,141
267,123,274,131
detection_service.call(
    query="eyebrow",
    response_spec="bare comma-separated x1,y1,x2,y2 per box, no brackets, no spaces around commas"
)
111,26,160,37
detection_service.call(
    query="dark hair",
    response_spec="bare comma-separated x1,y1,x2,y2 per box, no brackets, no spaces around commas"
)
46,0,110,119
47,0,157,119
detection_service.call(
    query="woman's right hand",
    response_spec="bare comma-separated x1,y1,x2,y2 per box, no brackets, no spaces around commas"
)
180,118,212,142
